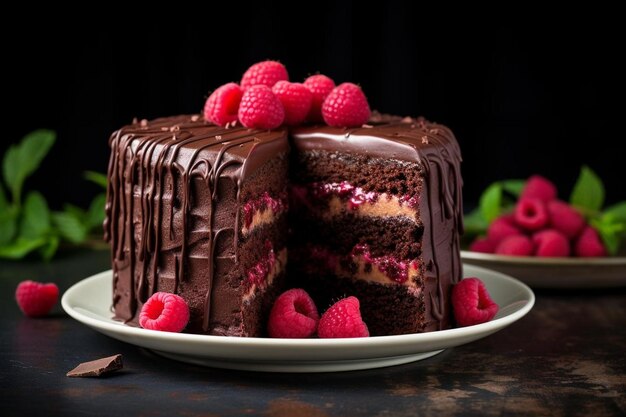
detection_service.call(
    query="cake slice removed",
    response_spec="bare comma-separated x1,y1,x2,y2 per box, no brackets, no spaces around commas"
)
289,115,463,335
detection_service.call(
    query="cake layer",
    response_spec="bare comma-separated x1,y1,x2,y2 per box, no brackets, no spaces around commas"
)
241,191,288,236
239,271,287,337
290,215,423,260
291,150,424,198
291,243,420,286
291,272,434,336
238,215,288,271
290,181,418,220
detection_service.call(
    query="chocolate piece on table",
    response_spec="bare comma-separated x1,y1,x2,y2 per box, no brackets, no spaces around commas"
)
66,354,123,377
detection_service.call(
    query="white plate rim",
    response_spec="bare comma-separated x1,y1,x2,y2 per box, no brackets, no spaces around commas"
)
61,265,534,371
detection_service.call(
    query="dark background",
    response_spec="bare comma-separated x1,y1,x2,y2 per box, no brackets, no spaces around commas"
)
3,6,624,212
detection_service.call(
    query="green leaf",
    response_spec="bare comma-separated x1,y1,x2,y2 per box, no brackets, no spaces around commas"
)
2,129,56,203
0,237,46,259
479,183,503,223
84,171,108,189
63,203,87,224
0,183,7,210
570,165,605,214
19,191,51,239
86,193,106,231
463,208,489,237
591,218,624,255
603,202,626,224
500,179,526,198
52,211,87,244
0,206,18,245
39,235,60,261
600,232,620,255
2,144,21,202
591,217,625,255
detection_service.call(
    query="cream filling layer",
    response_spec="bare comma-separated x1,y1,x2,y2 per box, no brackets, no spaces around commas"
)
243,248,287,303
325,194,418,220
335,255,420,288
242,207,279,236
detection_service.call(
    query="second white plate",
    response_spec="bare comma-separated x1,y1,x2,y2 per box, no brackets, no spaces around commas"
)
61,265,534,372
462,250,626,288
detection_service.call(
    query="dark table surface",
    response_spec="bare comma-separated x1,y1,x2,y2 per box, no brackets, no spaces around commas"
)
1,249,625,417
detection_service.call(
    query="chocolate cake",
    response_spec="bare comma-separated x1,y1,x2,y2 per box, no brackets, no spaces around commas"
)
289,115,463,335
105,115,289,336
105,114,463,337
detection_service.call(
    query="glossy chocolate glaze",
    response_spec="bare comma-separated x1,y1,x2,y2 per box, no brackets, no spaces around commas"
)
105,113,462,335
291,113,463,330
104,115,288,334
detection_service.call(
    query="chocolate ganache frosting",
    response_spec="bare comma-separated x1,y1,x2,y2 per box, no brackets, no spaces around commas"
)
105,113,463,334
104,115,288,332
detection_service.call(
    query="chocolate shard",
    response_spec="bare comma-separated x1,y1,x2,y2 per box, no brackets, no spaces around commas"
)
66,354,123,378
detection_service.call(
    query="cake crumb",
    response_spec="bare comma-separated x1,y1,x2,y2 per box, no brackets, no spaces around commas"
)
170,125,180,132
191,115,200,122
361,124,373,129
430,128,439,135
140,119,148,128
215,135,222,140
421,136,429,144
401,116,413,123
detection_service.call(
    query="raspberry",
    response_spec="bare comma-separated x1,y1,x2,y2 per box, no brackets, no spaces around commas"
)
303,74,336,123
452,277,499,327
574,226,607,257
469,237,497,253
514,198,549,231
15,280,59,317
317,296,369,338
495,235,534,256
238,85,285,129
520,175,557,202
267,289,319,338
322,82,371,127
139,292,189,333
272,81,313,126
547,200,585,239
487,214,522,243
203,82,242,127
532,229,570,257
240,60,288,90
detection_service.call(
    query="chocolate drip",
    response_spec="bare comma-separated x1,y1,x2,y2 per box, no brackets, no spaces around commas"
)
105,115,288,329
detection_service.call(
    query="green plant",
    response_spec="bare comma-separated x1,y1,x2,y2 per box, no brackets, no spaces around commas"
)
464,166,626,255
0,130,107,260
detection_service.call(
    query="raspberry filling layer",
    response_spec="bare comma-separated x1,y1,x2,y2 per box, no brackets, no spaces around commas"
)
291,181,418,220
294,243,419,286
241,192,288,235
244,240,287,301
